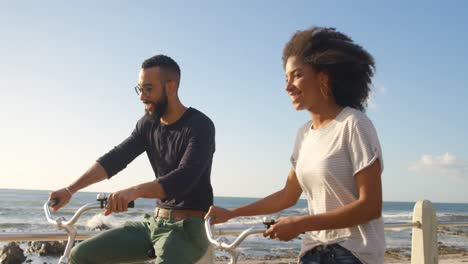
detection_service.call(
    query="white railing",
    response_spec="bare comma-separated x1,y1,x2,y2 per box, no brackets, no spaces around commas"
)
0,199,467,264
386,200,467,264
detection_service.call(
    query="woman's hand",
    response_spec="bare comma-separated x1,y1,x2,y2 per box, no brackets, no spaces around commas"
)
264,216,303,241
205,206,236,224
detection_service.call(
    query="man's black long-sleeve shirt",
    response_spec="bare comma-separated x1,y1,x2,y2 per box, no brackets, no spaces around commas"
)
97,107,215,212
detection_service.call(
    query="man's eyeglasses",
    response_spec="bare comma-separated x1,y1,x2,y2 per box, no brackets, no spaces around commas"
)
134,85,152,97
134,80,172,97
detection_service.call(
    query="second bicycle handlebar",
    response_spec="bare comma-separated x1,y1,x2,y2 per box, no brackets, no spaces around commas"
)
204,216,276,264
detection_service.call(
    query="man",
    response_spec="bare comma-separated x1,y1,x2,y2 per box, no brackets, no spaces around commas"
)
49,54,215,264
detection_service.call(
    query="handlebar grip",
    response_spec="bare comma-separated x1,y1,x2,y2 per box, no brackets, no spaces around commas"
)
97,194,134,209
48,198,60,207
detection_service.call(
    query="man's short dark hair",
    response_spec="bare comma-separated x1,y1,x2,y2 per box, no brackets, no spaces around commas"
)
142,54,181,87
282,27,375,112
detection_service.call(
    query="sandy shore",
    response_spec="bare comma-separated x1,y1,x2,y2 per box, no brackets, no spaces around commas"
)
214,255,468,264
2,241,466,263
213,247,468,263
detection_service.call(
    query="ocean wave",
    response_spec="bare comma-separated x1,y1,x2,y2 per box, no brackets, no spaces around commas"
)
0,223,33,229
437,213,468,221
86,214,125,230
0,207,15,213
383,212,468,223
383,212,412,219
281,208,309,215
0,222,57,232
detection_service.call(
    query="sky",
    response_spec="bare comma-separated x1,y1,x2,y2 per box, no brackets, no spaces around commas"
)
0,1,467,203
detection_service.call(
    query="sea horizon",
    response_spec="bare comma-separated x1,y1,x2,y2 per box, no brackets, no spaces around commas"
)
1,188,466,205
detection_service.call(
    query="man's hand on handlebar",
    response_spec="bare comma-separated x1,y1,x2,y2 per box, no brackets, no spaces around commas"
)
205,206,236,224
48,188,73,212
105,188,138,216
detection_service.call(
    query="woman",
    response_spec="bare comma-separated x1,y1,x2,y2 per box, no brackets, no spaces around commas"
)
206,27,385,264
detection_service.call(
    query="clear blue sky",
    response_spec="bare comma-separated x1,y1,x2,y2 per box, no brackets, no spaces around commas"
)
1,1,467,203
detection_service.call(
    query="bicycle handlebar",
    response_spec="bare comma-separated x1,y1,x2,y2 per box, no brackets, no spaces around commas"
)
44,193,134,264
204,216,271,264
44,201,102,227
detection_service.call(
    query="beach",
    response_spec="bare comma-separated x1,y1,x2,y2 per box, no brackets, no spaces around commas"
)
213,248,468,263
2,243,467,263
211,244,468,263
213,256,468,264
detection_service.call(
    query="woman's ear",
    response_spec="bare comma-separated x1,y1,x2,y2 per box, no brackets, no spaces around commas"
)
318,72,331,98
318,72,329,89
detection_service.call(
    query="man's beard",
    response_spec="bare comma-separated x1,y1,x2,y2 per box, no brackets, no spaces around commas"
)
145,90,168,121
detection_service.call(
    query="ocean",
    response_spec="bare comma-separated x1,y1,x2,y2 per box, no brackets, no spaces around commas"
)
1,188,467,262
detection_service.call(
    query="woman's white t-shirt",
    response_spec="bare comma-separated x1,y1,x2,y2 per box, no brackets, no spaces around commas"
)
291,107,386,264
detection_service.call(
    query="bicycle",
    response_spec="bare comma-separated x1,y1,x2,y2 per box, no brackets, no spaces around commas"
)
45,194,274,264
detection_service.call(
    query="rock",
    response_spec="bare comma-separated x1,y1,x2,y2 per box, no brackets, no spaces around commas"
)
214,255,229,261
0,242,27,264
90,223,111,231
437,226,468,237
438,245,466,255
27,241,66,256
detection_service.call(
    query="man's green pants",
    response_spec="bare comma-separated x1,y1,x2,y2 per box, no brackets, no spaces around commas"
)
69,214,209,264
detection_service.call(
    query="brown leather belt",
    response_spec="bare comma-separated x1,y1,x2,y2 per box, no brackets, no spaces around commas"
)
154,208,206,221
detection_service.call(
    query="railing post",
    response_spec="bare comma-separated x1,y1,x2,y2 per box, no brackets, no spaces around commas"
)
411,200,438,264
